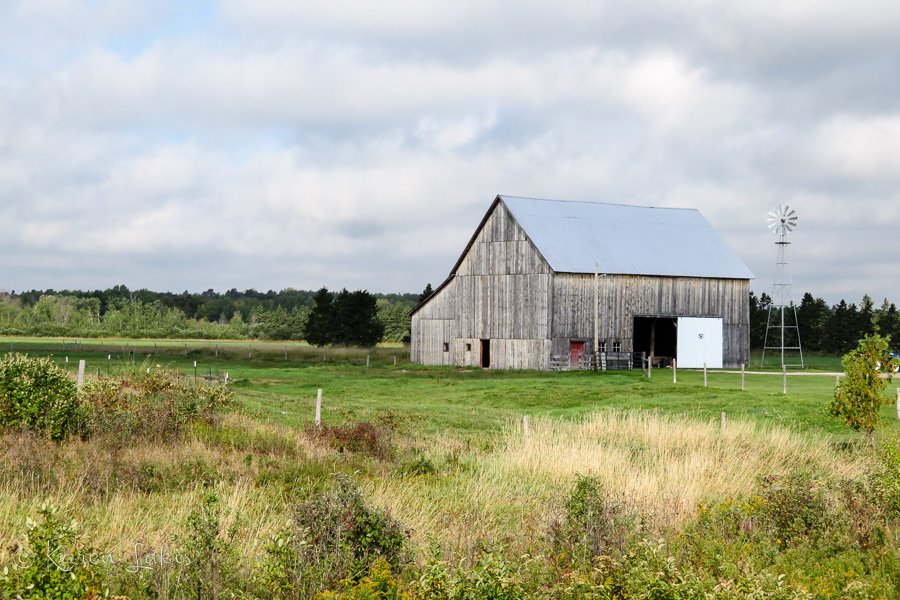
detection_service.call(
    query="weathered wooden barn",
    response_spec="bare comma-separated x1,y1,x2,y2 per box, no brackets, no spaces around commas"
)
410,196,754,370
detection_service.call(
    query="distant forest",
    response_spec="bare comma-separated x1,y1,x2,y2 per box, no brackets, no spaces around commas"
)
0,286,425,344
0,286,897,352
750,291,900,353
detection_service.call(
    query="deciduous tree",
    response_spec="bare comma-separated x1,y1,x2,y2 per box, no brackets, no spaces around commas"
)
829,334,897,449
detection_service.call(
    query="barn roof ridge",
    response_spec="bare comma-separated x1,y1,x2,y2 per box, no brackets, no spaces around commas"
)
498,194,696,212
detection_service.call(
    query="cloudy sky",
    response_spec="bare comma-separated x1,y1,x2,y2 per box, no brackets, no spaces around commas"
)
1,0,899,306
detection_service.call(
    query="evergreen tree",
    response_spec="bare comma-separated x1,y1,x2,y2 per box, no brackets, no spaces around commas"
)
859,294,876,337
825,300,861,354
331,289,383,347
304,287,335,347
749,291,772,349
796,292,830,352
418,283,434,304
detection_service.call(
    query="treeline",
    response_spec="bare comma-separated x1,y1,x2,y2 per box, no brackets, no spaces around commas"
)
750,292,900,353
0,285,424,344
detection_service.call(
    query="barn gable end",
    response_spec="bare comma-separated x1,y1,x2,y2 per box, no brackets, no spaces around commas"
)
411,199,553,370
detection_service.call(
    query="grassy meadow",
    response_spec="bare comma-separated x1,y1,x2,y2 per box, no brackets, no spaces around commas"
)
2,340,900,598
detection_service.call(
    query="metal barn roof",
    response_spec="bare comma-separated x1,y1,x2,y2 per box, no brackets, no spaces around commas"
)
499,196,755,279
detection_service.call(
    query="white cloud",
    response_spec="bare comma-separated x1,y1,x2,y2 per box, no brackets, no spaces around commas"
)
810,114,900,179
0,0,899,304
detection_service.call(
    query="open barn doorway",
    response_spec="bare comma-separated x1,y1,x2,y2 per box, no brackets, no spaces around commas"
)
480,339,491,368
633,317,677,367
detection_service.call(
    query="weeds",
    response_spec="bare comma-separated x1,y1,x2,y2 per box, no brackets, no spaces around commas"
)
176,490,240,600
260,473,409,598
0,504,108,599
307,421,395,460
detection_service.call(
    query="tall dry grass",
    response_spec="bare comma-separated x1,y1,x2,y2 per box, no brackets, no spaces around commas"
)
0,413,317,564
371,410,868,558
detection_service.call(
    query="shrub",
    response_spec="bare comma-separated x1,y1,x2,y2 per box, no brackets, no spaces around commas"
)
552,474,637,563
759,474,832,546
176,490,240,599
260,473,408,596
307,421,394,460
872,433,900,518
78,367,235,444
0,353,79,440
0,504,107,598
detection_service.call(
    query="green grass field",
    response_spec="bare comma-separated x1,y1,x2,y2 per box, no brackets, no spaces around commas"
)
5,340,898,440
3,338,900,598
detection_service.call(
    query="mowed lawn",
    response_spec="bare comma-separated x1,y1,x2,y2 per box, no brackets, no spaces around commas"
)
8,343,900,441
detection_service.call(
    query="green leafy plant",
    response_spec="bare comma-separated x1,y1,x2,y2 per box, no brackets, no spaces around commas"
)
176,490,239,600
260,473,408,597
829,334,897,448
317,558,409,600
0,504,107,599
552,474,637,563
0,353,79,440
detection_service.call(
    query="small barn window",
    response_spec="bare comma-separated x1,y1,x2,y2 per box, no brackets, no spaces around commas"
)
612,341,621,352
599,342,607,353
466,343,472,352
443,342,449,352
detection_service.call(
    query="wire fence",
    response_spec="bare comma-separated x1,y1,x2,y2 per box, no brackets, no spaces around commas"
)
0,338,410,366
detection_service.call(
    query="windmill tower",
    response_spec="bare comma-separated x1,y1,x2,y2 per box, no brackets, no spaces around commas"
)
761,205,804,369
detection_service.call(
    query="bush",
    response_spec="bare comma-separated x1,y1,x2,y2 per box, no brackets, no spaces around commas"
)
307,421,394,460
0,353,79,440
0,504,107,598
872,433,900,518
78,366,235,444
260,473,408,597
759,474,833,546
412,549,534,600
177,490,240,599
552,474,637,563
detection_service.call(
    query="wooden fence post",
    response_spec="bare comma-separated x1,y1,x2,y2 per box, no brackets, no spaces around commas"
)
316,389,323,427
523,415,529,434
782,365,787,394
741,363,745,391
77,360,85,392
704,363,708,387
721,412,726,435
673,360,677,383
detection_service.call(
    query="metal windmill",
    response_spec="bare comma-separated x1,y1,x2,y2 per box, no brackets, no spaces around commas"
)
761,205,804,368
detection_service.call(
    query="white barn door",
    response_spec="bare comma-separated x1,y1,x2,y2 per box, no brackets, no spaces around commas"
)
677,317,723,369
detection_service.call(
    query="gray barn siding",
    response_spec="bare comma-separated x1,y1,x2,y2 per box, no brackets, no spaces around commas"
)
551,274,750,367
412,203,552,369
